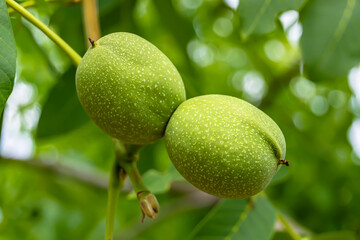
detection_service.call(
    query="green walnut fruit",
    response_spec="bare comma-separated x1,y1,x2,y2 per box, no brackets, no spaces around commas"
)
165,94,287,198
76,32,186,145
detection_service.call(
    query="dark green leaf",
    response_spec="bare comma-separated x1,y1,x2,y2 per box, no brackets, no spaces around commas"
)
311,231,356,240
300,0,360,80
36,67,89,138
189,196,276,240
0,0,16,113
239,0,304,37
271,232,293,240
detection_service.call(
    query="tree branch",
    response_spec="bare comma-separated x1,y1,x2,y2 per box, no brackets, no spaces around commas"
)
0,156,108,189
0,155,213,193
82,0,101,46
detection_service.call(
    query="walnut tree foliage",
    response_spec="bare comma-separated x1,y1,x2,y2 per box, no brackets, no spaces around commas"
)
0,0,360,239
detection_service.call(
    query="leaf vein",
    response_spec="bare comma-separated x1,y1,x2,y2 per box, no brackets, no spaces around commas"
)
244,0,272,36
224,199,255,240
319,0,356,66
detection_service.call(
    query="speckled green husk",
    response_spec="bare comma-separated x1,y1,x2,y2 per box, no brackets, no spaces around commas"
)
165,95,286,198
76,32,186,145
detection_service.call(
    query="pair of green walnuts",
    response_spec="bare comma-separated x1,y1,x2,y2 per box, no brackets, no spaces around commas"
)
76,32,287,199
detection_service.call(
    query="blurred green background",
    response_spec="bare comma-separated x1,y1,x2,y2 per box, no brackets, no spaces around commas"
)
1,0,360,239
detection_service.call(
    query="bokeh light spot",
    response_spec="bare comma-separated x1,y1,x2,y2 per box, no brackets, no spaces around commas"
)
187,40,214,67
348,119,360,159
290,77,316,101
224,0,239,9
264,40,286,62
310,96,329,116
231,70,246,91
348,66,360,101
0,208,3,224
280,10,302,45
292,112,307,130
328,90,347,109
181,0,202,10
213,18,233,37
242,71,267,104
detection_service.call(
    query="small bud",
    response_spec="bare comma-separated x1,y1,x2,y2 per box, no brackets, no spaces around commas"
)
146,194,159,215
138,192,160,222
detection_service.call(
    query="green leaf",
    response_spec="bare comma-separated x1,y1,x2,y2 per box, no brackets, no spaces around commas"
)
300,0,360,80
239,0,304,37
132,207,209,240
0,0,17,113
141,165,183,194
189,196,276,240
311,231,356,240
36,67,89,138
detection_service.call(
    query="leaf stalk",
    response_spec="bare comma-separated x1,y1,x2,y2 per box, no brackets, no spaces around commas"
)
6,0,82,66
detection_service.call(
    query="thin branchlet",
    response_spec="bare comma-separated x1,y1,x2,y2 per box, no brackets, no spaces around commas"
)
88,37,96,47
279,159,290,166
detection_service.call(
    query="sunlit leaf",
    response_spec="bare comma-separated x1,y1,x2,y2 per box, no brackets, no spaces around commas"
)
300,0,360,80
133,207,209,240
0,0,16,112
239,0,304,37
189,196,276,240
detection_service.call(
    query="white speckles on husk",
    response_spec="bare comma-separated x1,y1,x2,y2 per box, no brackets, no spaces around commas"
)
165,95,286,198
76,32,186,145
